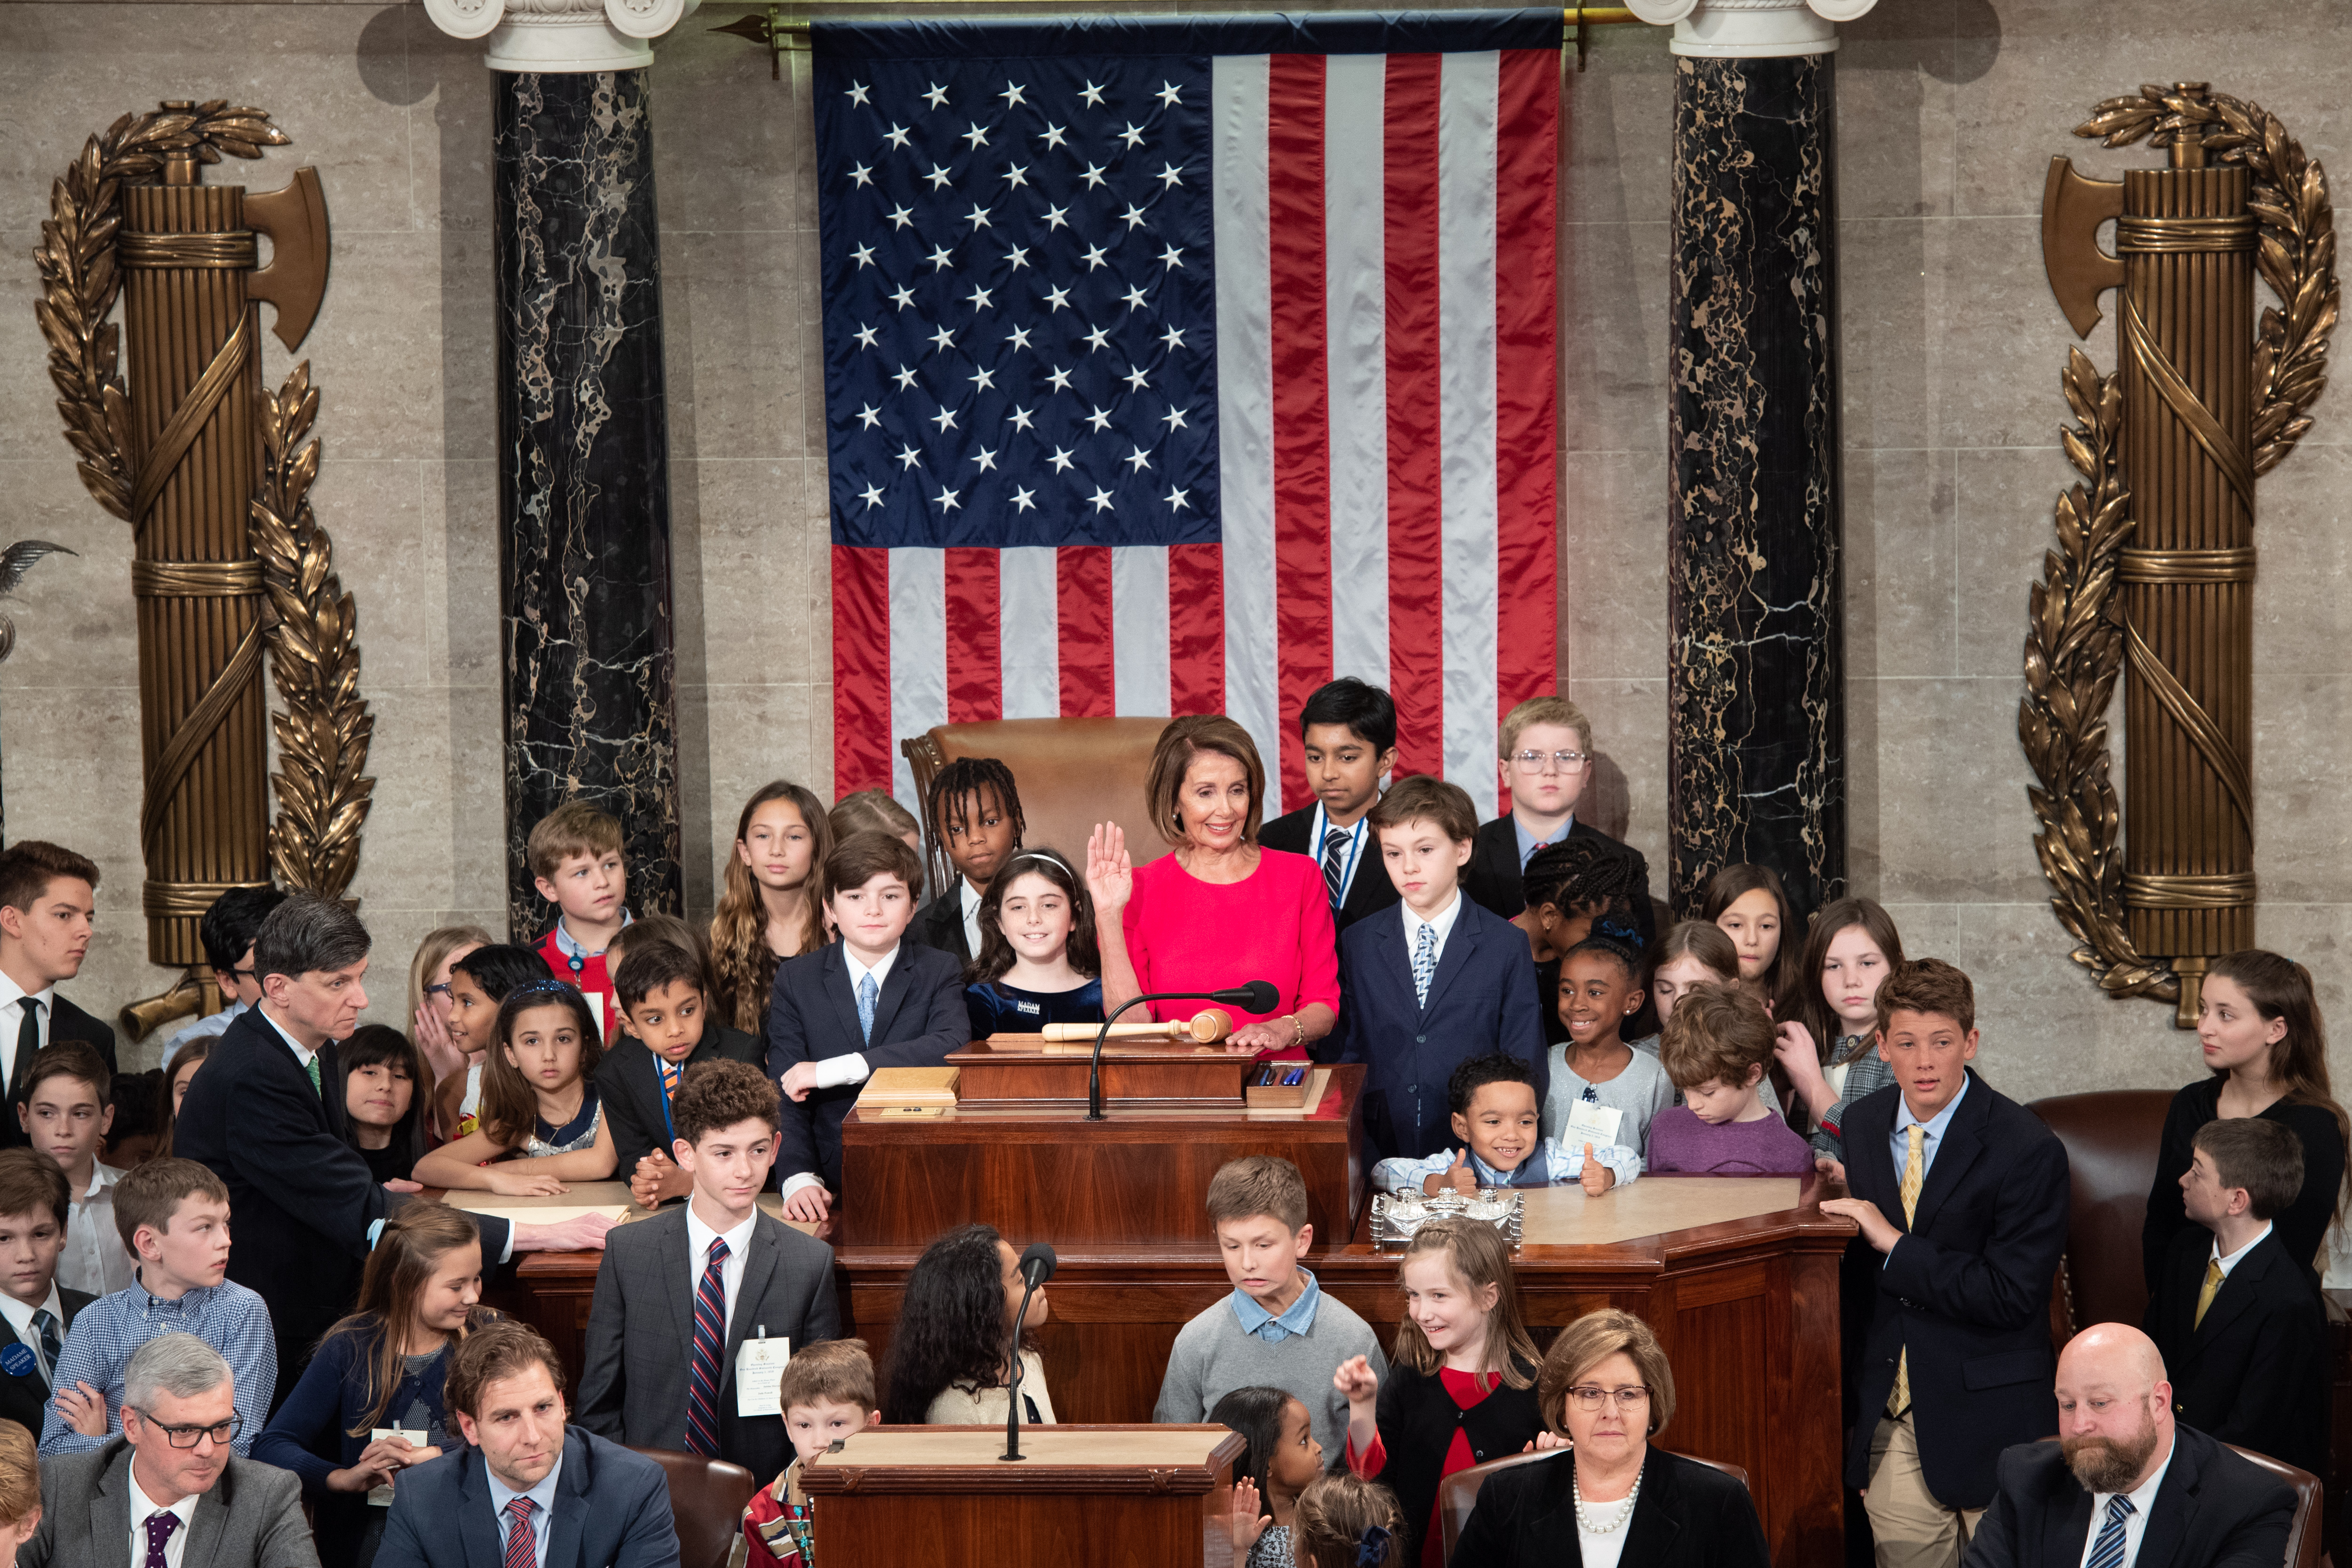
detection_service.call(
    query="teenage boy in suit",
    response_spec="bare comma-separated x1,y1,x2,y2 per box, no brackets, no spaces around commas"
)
0,1147,92,1437
2144,1116,2327,1478
1819,959,2071,1568
601,921,762,1209
159,884,286,1069
1327,773,1545,1162
1965,1323,2295,1568
768,831,966,1222
1259,677,1404,943
1461,697,1655,944
579,1060,840,1478
0,843,119,1158
909,757,1024,964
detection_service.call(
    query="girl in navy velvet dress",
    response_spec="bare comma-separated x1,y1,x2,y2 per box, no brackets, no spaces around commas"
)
962,850,1106,1038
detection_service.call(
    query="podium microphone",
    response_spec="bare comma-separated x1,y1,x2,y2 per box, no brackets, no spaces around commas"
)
1085,982,1279,1121
1001,1242,1058,1462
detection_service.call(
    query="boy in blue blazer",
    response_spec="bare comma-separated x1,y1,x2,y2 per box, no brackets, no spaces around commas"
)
1328,775,1546,1162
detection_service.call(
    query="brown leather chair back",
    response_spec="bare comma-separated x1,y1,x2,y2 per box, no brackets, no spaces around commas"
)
629,1447,762,1568
1436,1448,1751,1560
2025,1090,2177,1336
903,717,1178,876
2226,1444,2324,1568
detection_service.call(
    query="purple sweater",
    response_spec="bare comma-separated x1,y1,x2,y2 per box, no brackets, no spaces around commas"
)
1644,1105,1815,1175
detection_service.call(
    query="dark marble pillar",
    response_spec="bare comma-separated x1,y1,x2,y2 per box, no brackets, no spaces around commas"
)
494,69,681,937
1664,53,1844,919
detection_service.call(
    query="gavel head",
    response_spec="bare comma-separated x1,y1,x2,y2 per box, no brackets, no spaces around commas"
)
1187,1008,1233,1043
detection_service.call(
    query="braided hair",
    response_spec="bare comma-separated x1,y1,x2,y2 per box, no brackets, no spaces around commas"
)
1520,838,1645,923
924,757,1026,898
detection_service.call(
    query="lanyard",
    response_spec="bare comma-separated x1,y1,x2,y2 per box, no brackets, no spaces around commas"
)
656,1058,678,1146
1311,805,1366,907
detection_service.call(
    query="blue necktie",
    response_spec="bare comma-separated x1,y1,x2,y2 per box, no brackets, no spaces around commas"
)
857,973,879,1044
1411,923,1438,1008
2085,1494,2135,1568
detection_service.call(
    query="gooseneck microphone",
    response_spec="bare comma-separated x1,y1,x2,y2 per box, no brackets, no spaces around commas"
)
1085,983,1280,1121
1000,1242,1058,1462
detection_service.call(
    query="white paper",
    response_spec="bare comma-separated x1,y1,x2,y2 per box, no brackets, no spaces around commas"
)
368,1427,429,1506
736,1333,792,1417
580,990,609,1042
1562,1101,1624,1155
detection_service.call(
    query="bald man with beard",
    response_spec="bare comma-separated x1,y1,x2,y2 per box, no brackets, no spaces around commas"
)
1962,1323,2296,1568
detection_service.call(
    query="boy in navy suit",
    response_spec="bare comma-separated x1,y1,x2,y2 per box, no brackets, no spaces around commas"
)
768,831,966,1224
1329,774,1545,1162
1819,959,2069,1568
2144,1115,2326,1477
0,1147,91,1438
1259,677,1403,944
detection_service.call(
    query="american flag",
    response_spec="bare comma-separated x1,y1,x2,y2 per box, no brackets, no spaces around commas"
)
816,12,1561,812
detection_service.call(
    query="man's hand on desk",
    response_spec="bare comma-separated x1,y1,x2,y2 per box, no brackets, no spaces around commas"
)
1817,1196,1899,1253
512,1213,617,1253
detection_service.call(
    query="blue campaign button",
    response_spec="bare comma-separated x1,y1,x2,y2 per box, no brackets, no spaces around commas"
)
1,1344,36,1378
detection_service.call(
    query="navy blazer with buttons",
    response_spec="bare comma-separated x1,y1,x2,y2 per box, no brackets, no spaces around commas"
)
1326,894,1547,1162
764,939,968,1193
374,1426,679,1568
1839,1069,2071,1508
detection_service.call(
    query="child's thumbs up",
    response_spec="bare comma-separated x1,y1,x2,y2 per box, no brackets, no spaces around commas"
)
1579,1141,1614,1194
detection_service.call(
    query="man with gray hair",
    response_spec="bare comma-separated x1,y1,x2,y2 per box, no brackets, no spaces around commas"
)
174,895,617,1406
19,1332,317,1567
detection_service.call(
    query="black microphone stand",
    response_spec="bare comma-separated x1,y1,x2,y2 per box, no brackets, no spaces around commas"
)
1085,983,1276,1121
1001,1245,1055,1461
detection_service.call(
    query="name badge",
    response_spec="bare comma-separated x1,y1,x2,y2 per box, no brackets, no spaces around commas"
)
1563,1100,1623,1154
368,1427,429,1506
737,1331,792,1418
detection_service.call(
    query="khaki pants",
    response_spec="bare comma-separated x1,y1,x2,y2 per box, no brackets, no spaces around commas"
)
1865,1413,1985,1568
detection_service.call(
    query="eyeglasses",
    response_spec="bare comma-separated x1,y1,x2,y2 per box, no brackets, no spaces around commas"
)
1511,749,1589,773
132,1409,242,1448
1565,1385,1650,1413
422,981,452,998
229,965,255,980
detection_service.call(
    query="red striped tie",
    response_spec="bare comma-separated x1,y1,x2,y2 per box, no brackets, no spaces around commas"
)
687,1237,731,1456
501,1496,536,1568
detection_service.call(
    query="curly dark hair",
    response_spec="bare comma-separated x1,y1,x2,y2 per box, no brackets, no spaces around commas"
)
879,1224,1012,1424
1208,1385,1293,1522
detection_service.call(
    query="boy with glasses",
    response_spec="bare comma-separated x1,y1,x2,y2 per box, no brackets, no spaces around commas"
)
159,885,286,1069
1462,696,1654,940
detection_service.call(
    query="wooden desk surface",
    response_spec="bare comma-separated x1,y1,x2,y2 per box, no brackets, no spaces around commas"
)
445,1185,824,1236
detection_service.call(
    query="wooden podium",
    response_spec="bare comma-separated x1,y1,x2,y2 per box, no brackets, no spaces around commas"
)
799,1425,1246,1567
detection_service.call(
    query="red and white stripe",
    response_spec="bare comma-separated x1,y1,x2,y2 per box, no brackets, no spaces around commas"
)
834,48,1558,812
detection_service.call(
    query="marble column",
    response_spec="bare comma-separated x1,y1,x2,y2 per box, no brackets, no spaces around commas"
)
1629,0,1872,919
426,0,696,935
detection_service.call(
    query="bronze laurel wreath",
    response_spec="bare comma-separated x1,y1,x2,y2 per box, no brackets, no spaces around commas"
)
33,103,375,902
2019,87,2337,1002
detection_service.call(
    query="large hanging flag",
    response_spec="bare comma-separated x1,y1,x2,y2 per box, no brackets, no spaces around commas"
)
816,11,1560,812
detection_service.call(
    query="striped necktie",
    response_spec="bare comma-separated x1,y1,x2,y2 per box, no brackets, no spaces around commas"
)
1322,827,1349,906
2084,1494,2135,1568
687,1237,731,1456
501,1495,538,1568
1411,922,1438,1009
1887,1123,1926,1417
29,1309,60,1387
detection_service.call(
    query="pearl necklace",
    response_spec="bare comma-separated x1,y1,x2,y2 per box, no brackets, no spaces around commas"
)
1572,1462,1643,1534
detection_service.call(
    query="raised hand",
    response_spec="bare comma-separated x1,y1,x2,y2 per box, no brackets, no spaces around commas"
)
1085,821,1133,914
1227,1478,1268,1552
1423,1147,1476,1196
1333,1354,1380,1409
1579,1141,1614,1194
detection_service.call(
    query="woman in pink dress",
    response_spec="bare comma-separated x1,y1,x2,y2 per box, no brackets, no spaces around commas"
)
1086,716,1341,1061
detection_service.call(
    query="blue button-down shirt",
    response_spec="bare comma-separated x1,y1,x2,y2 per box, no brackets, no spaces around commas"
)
486,1453,563,1568
38,1273,276,1457
1513,815,1575,869
1230,1268,1323,1343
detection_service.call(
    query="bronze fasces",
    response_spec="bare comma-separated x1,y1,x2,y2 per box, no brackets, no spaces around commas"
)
2026,83,2338,1025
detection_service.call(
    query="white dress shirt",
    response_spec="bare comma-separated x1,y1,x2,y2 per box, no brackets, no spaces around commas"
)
0,970,56,1090
0,1283,65,1385
684,1204,760,1332
58,1162,135,1298
1399,890,1466,979
2212,1220,2274,1279
127,1459,202,1568
959,878,985,958
780,945,902,1202
255,1007,319,1075
2075,1434,2173,1568
485,1454,562,1568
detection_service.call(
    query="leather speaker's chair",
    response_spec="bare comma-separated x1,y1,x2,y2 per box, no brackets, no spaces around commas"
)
902,717,1178,871
1435,1448,1750,1560
630,1447,762,1568
2026,1090,2177,1338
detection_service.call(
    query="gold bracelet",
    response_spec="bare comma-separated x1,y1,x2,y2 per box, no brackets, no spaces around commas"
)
1290,1014,1306,1047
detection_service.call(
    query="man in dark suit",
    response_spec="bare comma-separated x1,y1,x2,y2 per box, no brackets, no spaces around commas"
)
0,1146,93,1437
378,1321,679,1568
0,843,118,1155
175,895,612,1406
604,934,763,1207
2144,1117,2328,1477
579,1061,840,1478
1456,697,1656,945
20,1332,317,1568
1963,1323,2296,1568
1258,677,1404,944
770,831,968,1222
1820,959,2071,1568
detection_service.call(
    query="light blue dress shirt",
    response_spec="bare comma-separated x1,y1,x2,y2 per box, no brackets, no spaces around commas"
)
1229,1268,1323,1343
1885,1072,1970,1266
486,1453,563,1568
1513,815,1574,869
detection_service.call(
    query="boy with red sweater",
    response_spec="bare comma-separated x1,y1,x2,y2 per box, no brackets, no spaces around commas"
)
529,801,631,1042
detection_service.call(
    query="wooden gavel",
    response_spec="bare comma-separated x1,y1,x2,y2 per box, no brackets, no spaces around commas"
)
1041,1009,1233,1045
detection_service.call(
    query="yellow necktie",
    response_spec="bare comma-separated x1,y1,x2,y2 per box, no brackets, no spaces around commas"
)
1888,1123,1926,1417
2193,1258,2224,1329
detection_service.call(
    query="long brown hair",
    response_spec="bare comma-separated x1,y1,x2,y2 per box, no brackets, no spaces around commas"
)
324,1204,495,1435
1388,1218,1539,1390
156,1038,214,1160
478,984,602,1149
1700,863,1801,1014
2205,949,2347,1226
1790,897,1907,1067
711,782,831,1033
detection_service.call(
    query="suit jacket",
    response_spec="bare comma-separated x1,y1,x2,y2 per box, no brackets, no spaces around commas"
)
0,997,119,1153
765,941,968,1192
1258,805,1401,939
597,1026,764,1177
907,888,972,966
575,1205,841,1480
374,1426,680,1568
20,1435,318,1568
0,1285,92,1436
1326,897,1547,1161
173,1009,512,1392
1840,1070,2072,1506
1452,1447,1772,1568
1460,815,1657,947
1962,1425,2295,1568
2144,1224,2328,1477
